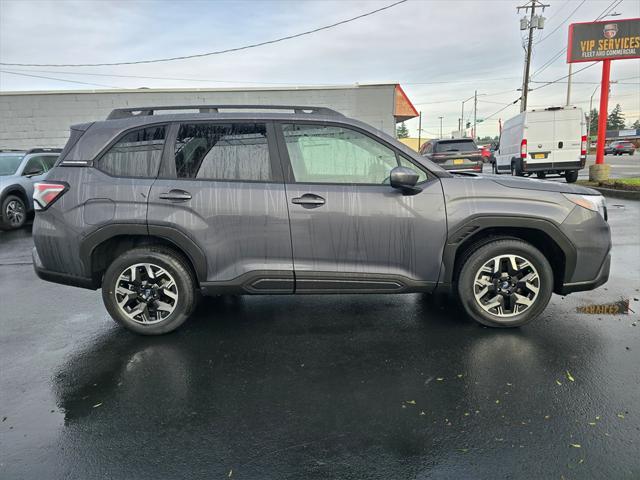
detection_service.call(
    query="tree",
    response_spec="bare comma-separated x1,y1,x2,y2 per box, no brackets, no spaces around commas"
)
588,108,598,137
396,122,409,138
607,104,625,130
630,119,640,130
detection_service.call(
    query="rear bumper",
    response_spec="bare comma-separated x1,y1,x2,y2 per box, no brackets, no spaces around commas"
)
32,247,97,290
523,159,585,172
558,252,610,295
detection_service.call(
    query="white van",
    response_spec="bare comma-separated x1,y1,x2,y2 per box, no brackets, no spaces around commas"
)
493,106,586,183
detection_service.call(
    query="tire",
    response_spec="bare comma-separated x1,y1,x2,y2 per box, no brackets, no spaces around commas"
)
102,246,196,335
510,162,523,177
536,172,546,179
564,170,579,183
492,162,498,174
456,238,553,328
0,195,27,231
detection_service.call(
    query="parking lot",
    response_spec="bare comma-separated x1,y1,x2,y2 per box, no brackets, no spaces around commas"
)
1,195,638,479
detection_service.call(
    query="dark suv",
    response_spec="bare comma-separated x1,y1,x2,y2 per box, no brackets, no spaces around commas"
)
32,105,611,335
419,138,483,172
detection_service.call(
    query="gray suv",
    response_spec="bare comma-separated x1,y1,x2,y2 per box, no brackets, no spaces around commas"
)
32,105,611,335
0,148,61,230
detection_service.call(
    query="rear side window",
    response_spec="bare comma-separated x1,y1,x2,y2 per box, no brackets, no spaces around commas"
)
168,123,272,181
435,140,477,153
98,126,166,177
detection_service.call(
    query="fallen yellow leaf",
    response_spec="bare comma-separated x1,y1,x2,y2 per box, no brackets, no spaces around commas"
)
588,422,596,426
495,400,500,404
570,443,581,448
556,380,562,386
566,370,575,382
544,415,550,419
406,400,416,405
617,413,625,419
228,469,233,478
436,378,444,381
92,403,102,408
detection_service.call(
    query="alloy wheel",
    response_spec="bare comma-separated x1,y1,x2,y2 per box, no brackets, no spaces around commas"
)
6,199,25,226
114,263,179,325
473,254,540,318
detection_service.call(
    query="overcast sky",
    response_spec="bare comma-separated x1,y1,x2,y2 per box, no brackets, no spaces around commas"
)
0,0,638,137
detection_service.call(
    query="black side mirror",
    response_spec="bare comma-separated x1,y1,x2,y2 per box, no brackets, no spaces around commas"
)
24,167,44,177
390,166,422,195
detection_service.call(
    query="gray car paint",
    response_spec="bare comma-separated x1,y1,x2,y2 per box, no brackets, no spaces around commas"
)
32,109,611,297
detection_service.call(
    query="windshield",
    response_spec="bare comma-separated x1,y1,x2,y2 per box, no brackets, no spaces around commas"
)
0,154,24,176
435,140,478,153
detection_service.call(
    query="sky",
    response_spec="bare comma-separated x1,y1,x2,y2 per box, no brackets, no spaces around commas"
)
0,0,639,138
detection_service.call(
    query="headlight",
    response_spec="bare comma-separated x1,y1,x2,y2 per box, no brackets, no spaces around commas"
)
563,193,607,220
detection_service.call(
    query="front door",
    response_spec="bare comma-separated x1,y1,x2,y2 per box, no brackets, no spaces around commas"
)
147,121,293,292
276,122,447,293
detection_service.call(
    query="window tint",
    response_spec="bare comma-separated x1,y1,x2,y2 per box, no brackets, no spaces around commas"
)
170,123,271,181
23,155,56,175
282,124,400,184
99,126,165,177
435,140,478,153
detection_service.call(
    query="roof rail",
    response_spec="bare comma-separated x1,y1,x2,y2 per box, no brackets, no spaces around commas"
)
107,105,343,120
0,148,26,153
25,148,63,155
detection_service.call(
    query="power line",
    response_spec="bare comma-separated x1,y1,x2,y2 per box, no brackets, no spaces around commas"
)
0,69,121,88
530,62,597,91
0,0,408,67
534,0,585,45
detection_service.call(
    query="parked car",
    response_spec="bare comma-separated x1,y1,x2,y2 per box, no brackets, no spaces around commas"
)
493,106,586,183
419,138,483,172
32,105,610,335
0,148,61,230
479,145,493,163
605,140,636,155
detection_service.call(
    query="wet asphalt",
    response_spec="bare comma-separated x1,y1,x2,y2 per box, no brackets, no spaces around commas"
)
1,200,639,480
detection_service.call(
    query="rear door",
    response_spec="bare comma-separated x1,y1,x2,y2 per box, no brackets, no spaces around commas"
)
552,109,582,166
524,111,555,168
276,122,447,293
147,121,293,291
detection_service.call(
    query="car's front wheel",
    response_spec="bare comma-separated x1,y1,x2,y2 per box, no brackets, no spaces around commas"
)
102,247,196,335
0,195,27,231
457,239,553,328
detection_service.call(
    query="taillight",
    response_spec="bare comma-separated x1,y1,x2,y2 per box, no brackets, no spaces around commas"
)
520,139,527,159
33,182,68,211
580,135,587,157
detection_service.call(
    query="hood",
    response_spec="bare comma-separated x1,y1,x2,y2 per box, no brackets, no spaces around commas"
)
452,172,601,195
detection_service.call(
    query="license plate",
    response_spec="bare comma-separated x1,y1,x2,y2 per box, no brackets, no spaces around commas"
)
453,159,464,165
533,153,545,159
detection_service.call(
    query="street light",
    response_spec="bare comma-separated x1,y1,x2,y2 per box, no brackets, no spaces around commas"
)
438,116,444,138
461,92,486,137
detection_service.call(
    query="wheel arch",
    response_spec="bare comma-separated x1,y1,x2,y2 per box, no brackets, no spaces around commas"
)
439,216,576,295
80,224,207,287
1,185,30,210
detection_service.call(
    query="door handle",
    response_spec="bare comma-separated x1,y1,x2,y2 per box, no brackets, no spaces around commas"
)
159,189,192,201
292,194,325,208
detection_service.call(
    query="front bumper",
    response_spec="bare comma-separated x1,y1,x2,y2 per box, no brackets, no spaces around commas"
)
32,247,97,290
558,252,610,295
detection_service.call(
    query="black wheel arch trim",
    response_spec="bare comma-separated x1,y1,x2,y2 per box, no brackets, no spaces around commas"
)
79,223,208,283
439,215,577,291
1,185,30,211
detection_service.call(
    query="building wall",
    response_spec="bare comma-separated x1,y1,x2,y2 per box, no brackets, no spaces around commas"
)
0,85,398,149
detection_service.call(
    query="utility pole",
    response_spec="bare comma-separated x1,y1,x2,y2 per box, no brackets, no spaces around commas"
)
517,1,549,112
473,90,478,140
417,111,422,151
438,116,443,138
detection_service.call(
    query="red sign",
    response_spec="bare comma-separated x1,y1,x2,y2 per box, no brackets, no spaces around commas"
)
567,18,640,63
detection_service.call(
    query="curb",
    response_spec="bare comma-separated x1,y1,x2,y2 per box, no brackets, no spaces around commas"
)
586,186,640,200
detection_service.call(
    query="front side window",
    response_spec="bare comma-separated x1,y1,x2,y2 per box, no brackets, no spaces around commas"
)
169,123,272,181
282,124,401,184
99,126,166,177
22,155,58,176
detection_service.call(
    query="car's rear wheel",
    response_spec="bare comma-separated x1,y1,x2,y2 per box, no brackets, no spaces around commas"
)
510,162,523,177
492,162,498,174
536,172,546,179
565,170,579,183
0,195,27,231
102,247,196,335
457,239,553,328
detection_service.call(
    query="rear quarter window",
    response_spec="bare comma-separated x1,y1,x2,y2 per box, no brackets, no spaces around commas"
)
98,126,166,178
